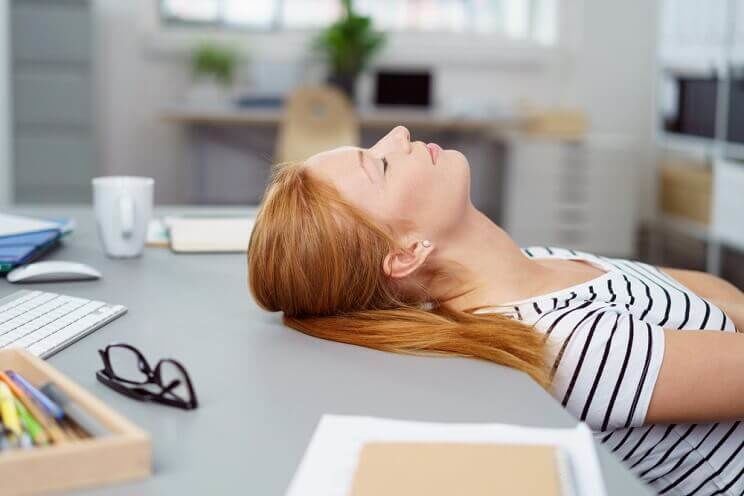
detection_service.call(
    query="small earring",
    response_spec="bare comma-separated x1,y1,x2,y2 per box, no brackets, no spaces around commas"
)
422,240,432,248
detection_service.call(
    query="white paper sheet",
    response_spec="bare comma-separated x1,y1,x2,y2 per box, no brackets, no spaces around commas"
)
0,213,61,238
286,415,607,496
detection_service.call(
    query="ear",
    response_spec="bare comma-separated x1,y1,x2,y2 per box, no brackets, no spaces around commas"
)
383,239,434,280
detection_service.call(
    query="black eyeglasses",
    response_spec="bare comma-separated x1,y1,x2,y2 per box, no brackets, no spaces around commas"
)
96,343,198,410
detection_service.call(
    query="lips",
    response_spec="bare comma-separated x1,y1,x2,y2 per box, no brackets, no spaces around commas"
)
426,143,442,164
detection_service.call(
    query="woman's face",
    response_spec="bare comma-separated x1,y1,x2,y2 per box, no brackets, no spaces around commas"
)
305,126,471,241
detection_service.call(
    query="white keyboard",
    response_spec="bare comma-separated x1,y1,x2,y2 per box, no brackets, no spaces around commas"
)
0,290,126,358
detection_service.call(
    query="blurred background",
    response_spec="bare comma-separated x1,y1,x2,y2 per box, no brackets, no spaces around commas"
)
0,0,742,286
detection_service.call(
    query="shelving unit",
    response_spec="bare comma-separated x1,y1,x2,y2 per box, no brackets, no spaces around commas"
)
657,214,711,242
655,0,744,275
658,132,716,158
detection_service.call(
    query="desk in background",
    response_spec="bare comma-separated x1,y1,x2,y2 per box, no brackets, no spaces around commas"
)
162,102,519,132
0,205,652,495
161,103,518,223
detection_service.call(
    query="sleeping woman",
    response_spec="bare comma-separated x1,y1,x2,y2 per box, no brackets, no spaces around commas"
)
248,125,744,496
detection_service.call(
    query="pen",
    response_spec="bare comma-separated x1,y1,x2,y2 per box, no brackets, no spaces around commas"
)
14,397,49,446
0,372,68,444
6,370,65,420
0,382,21,437
41,382,110,438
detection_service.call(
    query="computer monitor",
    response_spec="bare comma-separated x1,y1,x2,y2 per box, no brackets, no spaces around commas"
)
374,70,432,107
663,75,717,139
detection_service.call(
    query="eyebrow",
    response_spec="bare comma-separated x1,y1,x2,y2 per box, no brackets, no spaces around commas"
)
357,149,373,183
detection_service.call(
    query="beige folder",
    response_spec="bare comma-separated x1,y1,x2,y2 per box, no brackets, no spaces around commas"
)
168,217,254,253
350,442,569,496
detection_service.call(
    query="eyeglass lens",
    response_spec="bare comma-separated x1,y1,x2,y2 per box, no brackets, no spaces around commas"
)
107,345,150,384
156,360,191,402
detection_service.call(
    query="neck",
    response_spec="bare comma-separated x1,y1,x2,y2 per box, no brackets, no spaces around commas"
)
428,206,553,311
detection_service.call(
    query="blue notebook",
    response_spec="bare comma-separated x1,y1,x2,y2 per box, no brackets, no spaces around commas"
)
0,229,61,273
0,217,73,273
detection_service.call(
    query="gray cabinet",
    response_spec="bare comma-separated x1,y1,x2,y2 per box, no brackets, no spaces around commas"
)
11,0,95,202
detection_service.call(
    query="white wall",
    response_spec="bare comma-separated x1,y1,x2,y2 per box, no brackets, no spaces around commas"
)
569,0,659,222
94,0,191,204
0,0,10,206
93,0,659,218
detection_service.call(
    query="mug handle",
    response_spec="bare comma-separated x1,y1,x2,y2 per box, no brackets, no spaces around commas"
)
118,194,135,239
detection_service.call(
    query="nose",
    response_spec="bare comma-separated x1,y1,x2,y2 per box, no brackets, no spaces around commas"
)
381,126,412,154
392,125,411,143
370,126,412,158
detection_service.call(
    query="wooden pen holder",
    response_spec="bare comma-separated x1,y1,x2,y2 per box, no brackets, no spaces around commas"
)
0,348,151,495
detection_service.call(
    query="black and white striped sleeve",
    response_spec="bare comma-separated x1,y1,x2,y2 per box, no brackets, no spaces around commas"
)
539,305,666,431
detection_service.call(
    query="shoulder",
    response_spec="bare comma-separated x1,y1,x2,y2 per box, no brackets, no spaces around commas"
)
658,266,743,302
530,298,631,338
541,301,666,430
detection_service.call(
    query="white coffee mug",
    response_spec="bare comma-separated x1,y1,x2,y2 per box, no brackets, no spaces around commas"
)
92,176,154,258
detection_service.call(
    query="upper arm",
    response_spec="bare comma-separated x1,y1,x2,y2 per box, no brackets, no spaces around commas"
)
544,307,666,431
660,267,743,302
645,330,744,424
546,304,744,429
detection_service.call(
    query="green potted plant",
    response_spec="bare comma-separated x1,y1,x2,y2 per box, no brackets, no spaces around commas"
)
313,0,386,101
189,41,239,102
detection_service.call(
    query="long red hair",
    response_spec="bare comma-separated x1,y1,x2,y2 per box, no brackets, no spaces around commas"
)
248,162,549,386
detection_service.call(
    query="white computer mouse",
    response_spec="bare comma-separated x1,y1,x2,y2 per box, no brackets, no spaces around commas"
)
7,261,102,283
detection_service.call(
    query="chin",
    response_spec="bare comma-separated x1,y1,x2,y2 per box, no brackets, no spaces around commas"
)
441,150,471,216
447,149,471,186
447,148,468,165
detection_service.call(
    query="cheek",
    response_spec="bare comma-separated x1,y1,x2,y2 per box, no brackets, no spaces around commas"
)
391,169,430,211
380,169,441,232
380,153,471,234
330,175,384,220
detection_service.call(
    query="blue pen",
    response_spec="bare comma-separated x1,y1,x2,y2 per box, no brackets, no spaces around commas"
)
5,370,65,421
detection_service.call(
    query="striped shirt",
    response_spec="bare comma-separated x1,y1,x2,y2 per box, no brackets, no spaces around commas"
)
475,246,742,496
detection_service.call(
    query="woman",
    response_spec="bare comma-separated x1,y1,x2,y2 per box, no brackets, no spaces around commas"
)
248,126,744,495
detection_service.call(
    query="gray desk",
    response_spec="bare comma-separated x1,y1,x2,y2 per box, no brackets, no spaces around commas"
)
2,206,652,495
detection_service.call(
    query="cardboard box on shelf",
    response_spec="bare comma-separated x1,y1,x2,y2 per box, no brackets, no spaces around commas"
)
659,160,712,225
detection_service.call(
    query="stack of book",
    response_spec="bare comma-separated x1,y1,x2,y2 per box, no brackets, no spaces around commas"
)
0,214,74,274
